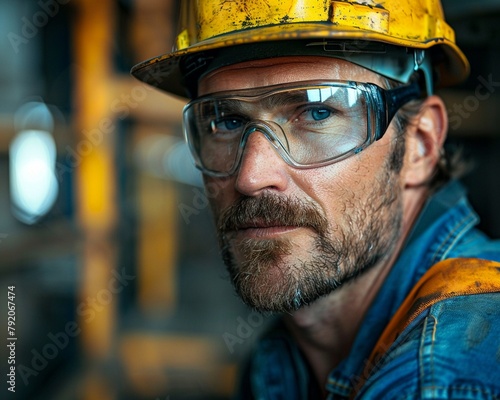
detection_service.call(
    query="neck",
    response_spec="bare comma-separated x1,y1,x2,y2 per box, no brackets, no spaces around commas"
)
282,253,396,392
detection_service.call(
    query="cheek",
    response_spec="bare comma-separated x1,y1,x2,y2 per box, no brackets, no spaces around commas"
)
294,155,373,206
291,143,392,225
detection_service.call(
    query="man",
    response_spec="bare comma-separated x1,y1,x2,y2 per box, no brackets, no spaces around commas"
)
132,0,500,398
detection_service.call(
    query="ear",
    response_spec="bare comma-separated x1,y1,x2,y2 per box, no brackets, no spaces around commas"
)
403,95,448,188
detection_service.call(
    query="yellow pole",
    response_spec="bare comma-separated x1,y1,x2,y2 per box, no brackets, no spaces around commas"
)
130,0,179,316
73,0,117,399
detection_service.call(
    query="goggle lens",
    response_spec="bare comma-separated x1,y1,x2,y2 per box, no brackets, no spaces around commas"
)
183,80,419,176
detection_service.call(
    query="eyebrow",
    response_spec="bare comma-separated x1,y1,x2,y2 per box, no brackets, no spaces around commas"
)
212,90,311,116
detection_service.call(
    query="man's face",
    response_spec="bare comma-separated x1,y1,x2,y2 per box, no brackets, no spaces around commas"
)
198,56,406,313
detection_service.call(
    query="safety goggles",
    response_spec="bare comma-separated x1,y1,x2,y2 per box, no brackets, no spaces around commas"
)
183,79,421,177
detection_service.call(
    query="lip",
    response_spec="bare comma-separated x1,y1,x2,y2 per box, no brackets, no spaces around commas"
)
231,225,301,239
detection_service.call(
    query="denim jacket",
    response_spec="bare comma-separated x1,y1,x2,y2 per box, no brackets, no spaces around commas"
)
235,181,500,399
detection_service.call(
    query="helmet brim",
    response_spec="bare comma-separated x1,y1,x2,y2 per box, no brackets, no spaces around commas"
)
131,23,470,99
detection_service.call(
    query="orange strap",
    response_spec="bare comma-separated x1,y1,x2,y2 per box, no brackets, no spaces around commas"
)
355,257,500,396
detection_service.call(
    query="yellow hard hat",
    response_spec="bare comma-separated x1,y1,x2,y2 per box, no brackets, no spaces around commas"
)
131,0,469,99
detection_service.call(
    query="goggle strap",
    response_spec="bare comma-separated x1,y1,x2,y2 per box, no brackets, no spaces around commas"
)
383,80,422,134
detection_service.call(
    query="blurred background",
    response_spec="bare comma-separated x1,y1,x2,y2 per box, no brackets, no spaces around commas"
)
0,1,499,399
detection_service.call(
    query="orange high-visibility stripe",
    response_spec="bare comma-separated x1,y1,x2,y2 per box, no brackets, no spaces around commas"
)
355,257,500,397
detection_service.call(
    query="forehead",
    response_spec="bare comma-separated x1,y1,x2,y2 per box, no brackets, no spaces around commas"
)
198,56,385,96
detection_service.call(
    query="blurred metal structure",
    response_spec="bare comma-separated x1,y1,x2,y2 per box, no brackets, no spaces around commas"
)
71,0,243,399
73,1,118,398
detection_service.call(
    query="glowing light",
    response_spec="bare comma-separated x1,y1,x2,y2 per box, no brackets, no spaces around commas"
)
10,101,59,224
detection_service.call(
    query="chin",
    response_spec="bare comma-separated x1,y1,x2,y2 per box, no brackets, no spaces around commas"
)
226,247,345,314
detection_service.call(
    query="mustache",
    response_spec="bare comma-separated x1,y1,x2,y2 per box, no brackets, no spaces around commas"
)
217,193,328,235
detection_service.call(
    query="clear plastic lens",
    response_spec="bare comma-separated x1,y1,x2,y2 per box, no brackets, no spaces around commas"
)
184,81,375,175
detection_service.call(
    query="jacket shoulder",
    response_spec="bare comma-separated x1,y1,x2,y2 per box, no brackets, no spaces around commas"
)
358,292,500,399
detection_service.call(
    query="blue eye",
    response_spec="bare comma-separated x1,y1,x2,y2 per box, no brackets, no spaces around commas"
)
222,118,243,130
310,108,331,121
211,117,245,133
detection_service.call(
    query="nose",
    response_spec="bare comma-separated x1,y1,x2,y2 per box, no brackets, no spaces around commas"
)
234,129,290,196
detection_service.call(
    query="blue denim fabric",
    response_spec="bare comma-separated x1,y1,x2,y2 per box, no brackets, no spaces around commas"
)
235,181,500,399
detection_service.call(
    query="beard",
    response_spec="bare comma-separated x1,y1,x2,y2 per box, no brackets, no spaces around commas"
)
214,151,404,314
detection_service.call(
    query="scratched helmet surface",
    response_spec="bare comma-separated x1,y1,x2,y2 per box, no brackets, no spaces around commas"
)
131,0,469,99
